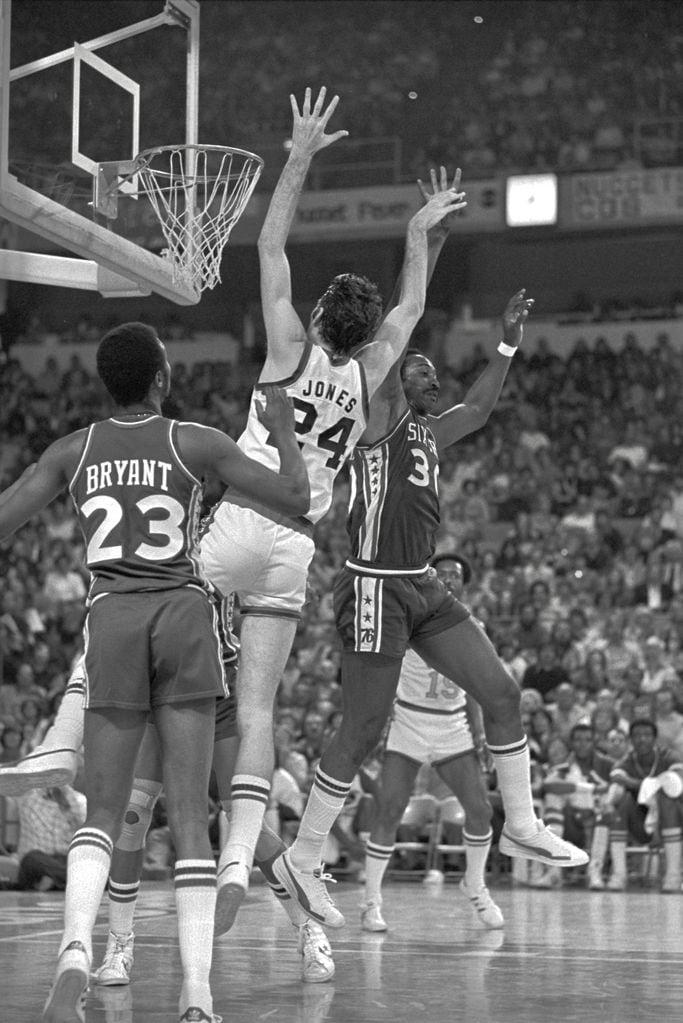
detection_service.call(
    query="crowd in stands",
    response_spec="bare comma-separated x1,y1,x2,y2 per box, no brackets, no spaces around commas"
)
2,316,683,887
9,1,682,197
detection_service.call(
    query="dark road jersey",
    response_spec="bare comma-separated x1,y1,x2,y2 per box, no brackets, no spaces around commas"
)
69,415,209,600
346,407,440,574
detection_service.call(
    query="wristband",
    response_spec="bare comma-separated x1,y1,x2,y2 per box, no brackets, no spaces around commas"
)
497,341,517,357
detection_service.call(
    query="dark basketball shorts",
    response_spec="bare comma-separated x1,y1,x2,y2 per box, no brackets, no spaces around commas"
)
214,692,238,742
334,567,470,658
83,587,228,710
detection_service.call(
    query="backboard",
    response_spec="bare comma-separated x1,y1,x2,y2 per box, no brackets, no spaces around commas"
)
0,0,203,304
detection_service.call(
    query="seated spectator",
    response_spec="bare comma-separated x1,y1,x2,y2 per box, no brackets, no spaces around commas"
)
640,636,678,694
603,719,683,892
654,687,683,759
538,723,613,889
10,757,87,890
547,683,590,743
41,551,87,612
521,642,571,700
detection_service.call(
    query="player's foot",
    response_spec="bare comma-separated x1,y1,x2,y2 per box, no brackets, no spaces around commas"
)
298,920,335,982
359,898,387,932
606,873,626,891
587,867,605,891
499,820,589,867
43,942,89,1023
92,931,134,986
178,1009,222,1023
0,747,78,796
459,879,504,928
272,852,344,929
214,862,250,936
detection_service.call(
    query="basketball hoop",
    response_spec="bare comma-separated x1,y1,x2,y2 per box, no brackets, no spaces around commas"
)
133,144,263,294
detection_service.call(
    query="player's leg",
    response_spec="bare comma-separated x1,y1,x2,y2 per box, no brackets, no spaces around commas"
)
0,657,86,795
93,724,163,987
44,706,147,1023
149,587,226,1023
212,702,335,981
413,621,588,868
362,751,420,932
436,753,504,928
274,650,402,928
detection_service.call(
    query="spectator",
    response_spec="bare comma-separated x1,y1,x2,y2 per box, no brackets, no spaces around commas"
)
548,683,590,743
521,642,571,700
654,687,683,759
640,636,678,694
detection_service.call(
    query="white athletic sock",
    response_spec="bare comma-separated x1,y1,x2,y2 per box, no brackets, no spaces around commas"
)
463,829,493,890
107,879,139,936
364,841,394,903
42,672,86,751
488,737,537,835
175,859,216,1017
289,767,351,872
218,774,270,879
60,828,113,962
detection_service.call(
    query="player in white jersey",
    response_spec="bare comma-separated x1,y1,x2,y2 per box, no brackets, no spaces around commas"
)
361,555,504,932
202,86,466,931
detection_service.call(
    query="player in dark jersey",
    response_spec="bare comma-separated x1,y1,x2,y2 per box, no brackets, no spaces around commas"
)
0,322,309,1023
274,285,589,927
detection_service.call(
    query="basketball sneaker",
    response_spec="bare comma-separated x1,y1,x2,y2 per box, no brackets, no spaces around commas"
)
297,920,335,982
459,880,504,928
92,931,134,986
0,746,78,796
178,1010,222,1023
272,851,345,928
43,941,89,1023
360,898,387,932
606,873,626,891
214,862,250,936
499,820,589,867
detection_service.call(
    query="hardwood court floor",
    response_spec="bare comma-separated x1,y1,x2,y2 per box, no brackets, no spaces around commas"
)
1,876,681,1023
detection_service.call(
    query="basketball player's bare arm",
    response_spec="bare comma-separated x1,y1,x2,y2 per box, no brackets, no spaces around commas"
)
0,432,85,539
382,167,464,321
178,387,310,516
428,289,534,451
258,86,348,373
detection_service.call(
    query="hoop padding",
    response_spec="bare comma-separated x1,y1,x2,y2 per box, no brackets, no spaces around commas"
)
135,145,263,293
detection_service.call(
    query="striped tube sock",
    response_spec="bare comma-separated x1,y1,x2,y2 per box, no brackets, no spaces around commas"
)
364,841,394,903
218,774,271,877
662,827,681,887
254,822,307,926
463,829,493,891
41,672,86,752
289,766,351,872
488,737,537,835
107,879,140,937
60,827,113,962
175,859,217,1018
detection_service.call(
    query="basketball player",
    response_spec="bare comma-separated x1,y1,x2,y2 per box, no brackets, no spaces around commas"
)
273,290,590,928
0,322,309,1023
361,554,504,933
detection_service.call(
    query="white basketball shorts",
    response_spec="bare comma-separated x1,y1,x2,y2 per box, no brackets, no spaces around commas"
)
385,702,475,765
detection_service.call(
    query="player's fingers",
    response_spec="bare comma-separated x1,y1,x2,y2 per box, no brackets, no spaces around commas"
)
313,85,327,116
302,86,312,115
320,93,339,124
452,167,462,191
439,165,448,190
290,94,300,118
326,129,349,144
430,166,438,191
417,179,430,203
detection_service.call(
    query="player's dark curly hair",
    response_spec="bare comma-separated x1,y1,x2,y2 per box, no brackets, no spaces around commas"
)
97,322,165,406
431,552,472,585
317,273,383,357
400,348,432,379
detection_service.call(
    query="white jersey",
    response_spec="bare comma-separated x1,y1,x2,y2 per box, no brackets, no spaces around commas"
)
396,647,468,715
237,343,369,524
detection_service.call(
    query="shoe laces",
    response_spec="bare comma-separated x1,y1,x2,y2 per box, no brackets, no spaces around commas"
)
107,934,133,969
301,921,331,957
311,865,338,907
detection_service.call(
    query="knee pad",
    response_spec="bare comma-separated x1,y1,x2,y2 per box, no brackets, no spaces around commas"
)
118,780,163,853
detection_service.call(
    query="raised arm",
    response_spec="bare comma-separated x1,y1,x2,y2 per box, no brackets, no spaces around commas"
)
0,439,76,541
428,289,534,452
383,167,463,320
258,86,348,370
358,183,467,400
179,386,310,517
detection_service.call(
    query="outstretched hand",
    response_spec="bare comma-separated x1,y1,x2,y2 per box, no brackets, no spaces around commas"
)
502,289,535,347
289,86,349,158
411,172,467,233
418,166,465,234
254,384,296,436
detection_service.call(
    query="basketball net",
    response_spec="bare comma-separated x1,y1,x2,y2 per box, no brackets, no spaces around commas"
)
135,144,263,295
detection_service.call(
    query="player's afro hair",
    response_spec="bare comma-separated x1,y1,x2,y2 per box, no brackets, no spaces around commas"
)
97,322,165,406
431,552,472,585
317,273,383,356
